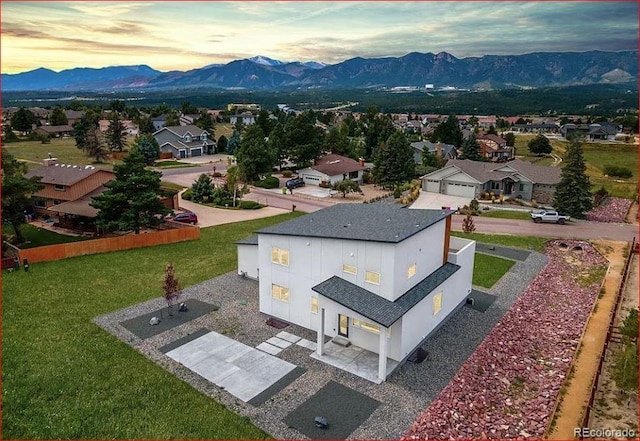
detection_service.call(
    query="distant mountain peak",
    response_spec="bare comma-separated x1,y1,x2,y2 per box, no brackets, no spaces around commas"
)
248,55,285,66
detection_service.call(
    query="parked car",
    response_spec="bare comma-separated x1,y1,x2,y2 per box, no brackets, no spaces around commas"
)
285,177,305,190
530,210,570,224
171,212,198,225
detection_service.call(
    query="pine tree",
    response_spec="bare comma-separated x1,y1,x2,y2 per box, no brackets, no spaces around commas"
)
191,173,214,203
552,138,593,218
84,129,109,163
132,134,160,165
227,131,241,155
373,131,414,186
460,133,482,161
105,112,128,152
49,107,68,126
91,150,171,233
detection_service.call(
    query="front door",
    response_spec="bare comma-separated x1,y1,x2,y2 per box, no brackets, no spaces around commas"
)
338,314,349,337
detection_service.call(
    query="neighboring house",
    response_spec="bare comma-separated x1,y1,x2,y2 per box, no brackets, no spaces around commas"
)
63,110,85,126
297,153,365,186
560,123,622,141
421,158,562,203
153,125,216,158
230,113,256,126
35,125,73,138
477,115,497,129
237,204,475,382
98,120,139,136
25,159,115,229
477,134,513,161
410,141,457,165
511,123,559,133
152,114,168,131
180,114,200,126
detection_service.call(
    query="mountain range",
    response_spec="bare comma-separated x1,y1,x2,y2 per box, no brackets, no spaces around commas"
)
2,51,636,92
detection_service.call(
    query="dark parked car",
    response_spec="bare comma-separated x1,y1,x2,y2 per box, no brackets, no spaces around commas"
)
171,212,198,225
285,177,305,190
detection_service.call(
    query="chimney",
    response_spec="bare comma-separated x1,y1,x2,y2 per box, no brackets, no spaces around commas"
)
43,157,57,167
436,142,442,157
359,158,365,166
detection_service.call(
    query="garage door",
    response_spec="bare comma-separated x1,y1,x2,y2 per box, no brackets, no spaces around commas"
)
190,148,202,157
446,182,476,198
425,180,440,193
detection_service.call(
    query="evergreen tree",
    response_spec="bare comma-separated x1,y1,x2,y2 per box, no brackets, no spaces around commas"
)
528,134,552,155
373,131,414,186
430,114,463,147
362,108,396,160
227,130,241,155
2,151,44,244
194,110,214,134
256,109,274,136
217,135,228,153
104,112,128,152
459,133,482,160
235,126,274,181
91,150,170,234
191,173,214,203
131,134,160,165
284,111,323,166
487,125,498,135
552,138,593,218
136,116,156,135
267,123,288,169
504,132,516,147
73,111,99,150
49,107,68,126
3,125,19,143
84,129,109,163
165,111,180,127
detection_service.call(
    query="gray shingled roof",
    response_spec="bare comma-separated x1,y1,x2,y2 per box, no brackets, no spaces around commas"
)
410,141,456,158
160,125,207,137
443,159,561,185
257,204,453,243
236,235,259,245
312,262,460,327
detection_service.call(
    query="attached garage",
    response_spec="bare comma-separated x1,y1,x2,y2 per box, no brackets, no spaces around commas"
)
190,147,202,157
445,182,476,198
424,179,440,193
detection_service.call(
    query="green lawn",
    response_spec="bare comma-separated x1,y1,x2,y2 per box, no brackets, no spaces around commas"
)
473,253,516,288
2,213,304,439
452,231,548,252
214,122,234,141
3,223,91,248
480,210,532,220
153,160,196,169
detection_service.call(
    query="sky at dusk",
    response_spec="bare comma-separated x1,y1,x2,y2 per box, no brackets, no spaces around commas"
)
1,1,638,74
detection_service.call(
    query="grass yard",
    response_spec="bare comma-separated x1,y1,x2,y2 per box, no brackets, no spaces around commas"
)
214,122,235,141
153,160,197,169
3,223,90,248
1,212,304,439
452,231,548,252
480,209,532,221
473,253,516,288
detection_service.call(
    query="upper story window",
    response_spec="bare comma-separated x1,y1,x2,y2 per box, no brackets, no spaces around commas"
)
407,264,416,278
54,184,66,191
365,270,380,285
201,133,207,140
271,247,289,266
185,135,192,142
342,264,357,275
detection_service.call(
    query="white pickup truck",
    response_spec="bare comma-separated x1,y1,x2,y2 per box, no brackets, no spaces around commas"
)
531,210,570,224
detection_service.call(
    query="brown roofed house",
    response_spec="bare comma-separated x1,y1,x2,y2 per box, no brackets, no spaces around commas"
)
297,153,366,187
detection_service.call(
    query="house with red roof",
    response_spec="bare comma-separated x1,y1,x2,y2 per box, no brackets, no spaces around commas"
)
296,154,366,187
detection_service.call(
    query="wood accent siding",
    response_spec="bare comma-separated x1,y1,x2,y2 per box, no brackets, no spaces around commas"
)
442,215,452,265
34,170,113,201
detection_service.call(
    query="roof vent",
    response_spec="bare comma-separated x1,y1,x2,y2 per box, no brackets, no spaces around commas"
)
54,163,60,167
67,164,72,168
328,160,341,164
73,165,78,168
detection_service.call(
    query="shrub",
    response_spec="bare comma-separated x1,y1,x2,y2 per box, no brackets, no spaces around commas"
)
218,198,234,207
212,172,222,178
239,200,262,210
462,213,476,233
282,170,293,178
319,181,332,188
531,199,538,208
470,199,479,211
603,166,633,179
481,191,490,200
181,188,193,200
362,171,374,184
253,175,280,189
593,186,610,206
393,186,402,198
491,195,496,204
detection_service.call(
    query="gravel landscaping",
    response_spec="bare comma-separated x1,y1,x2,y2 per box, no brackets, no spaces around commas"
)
94,248,548,439
586,197,633,223
403,240,608,440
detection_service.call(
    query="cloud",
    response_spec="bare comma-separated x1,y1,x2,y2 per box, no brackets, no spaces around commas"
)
68,2,154,17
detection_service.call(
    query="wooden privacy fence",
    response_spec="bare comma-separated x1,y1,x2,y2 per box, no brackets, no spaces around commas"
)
19,226,200,264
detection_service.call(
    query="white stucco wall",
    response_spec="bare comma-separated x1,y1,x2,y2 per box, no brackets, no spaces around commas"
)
237,243,259,280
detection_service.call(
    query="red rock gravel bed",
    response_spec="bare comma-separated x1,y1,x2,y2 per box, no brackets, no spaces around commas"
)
586,197,633,223
403,240,607,440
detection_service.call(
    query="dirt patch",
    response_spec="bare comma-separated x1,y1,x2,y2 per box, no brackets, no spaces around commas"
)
547,241,630,439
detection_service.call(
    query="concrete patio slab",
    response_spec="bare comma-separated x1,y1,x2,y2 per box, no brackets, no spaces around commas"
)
296,338,317,351
276,331,302,343
267,336,292,349
256,342,282,355
166,331,297,403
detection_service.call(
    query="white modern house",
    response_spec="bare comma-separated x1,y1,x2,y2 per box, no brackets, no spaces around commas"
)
237,204,475,382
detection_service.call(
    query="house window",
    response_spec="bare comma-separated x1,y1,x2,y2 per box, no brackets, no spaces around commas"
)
34,199,46,208
53,200,61,205
519,184,525,191
342,264,357,275
311,296,318,314
54,184,66,191
202,133,207,140
271,284,290,302
433,292,443,315
407,263,416,278
271,247,289,266
365,270,380,285
491,182,500,190
185,135,192,142
360,321,380,334
348,171,359,179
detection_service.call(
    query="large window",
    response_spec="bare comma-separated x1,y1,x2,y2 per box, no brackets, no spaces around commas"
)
342,264,357,275
271,284,290,302
360,321,380,334
433,292,443,315
407,263,416,278
271,247,289,266
311,296,318,314
365,270,380,285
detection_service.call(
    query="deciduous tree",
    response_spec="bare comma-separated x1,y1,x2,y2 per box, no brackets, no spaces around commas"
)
49,107,68,126
235,126,274,181
10,108,37,133
527,134,552,155
332,179,362,198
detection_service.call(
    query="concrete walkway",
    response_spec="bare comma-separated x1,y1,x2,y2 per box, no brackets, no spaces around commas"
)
165,330,297,403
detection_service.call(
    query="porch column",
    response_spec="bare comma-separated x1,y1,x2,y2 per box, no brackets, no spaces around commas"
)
378,327,388,382
317,307,325,356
